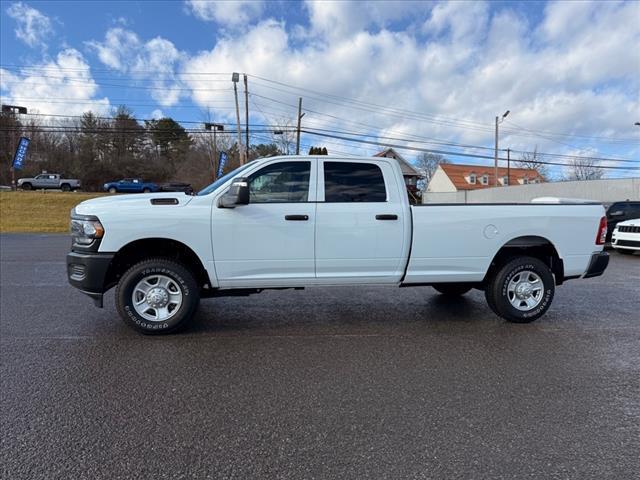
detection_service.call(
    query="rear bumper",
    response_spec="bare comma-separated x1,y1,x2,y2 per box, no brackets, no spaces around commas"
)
67,251,115,307
583,251,609,279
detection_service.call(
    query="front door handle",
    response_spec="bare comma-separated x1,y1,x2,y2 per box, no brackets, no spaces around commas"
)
285,215,309,221
376,214,398,220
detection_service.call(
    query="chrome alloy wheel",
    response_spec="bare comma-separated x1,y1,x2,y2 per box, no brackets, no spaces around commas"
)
507,270,544,311
132,274,183,321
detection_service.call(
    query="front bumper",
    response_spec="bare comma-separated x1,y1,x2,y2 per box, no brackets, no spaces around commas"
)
583,251,609,279
67,251,115,307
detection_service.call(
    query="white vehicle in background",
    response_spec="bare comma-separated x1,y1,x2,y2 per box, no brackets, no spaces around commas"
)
611,218,640,255
66,155,610,334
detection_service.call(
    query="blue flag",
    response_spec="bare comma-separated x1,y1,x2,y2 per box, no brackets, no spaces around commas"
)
217,151,228,178
12,137,30,170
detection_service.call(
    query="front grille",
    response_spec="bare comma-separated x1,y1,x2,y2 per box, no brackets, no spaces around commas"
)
615,240,640,248
618,225,640,233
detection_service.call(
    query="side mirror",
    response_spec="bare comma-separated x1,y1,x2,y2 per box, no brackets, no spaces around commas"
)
218,177,250,208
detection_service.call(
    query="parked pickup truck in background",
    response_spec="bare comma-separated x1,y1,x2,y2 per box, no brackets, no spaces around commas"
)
67,156,610,334
103,178,159,194
18,173,81,191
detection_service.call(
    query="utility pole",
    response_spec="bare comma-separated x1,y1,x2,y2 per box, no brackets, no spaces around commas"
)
244,74,249,162
494,110,510,186
506,148,510,186
232,72,244,165
494,116,499,186
295,97,305,155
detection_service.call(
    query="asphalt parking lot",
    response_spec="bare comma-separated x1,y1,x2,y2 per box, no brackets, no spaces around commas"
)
1,234,639,479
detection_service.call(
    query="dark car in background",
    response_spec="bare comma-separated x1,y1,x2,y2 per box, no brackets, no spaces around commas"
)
103,178,159,194
606,201,640,242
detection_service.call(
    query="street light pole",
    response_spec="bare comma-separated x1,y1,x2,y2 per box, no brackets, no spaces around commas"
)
232,73,244,165
494,110,510,186
2,104,28,190
204,122,224,180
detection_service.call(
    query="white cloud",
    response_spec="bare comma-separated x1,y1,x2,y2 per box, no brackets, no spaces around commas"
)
6,1,53,49
304,0,428,40
0,49,110,116
87,28,186,107
185,0,264,26
178,0,639,165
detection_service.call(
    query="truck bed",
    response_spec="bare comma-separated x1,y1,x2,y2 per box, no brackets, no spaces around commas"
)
404,203,604,283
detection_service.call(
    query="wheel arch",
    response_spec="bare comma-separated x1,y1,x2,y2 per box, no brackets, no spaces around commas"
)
484,235,565,285
105,237,211,291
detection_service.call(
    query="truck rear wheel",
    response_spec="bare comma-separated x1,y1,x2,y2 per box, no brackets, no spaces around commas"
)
115,258,200,334
432,283,472,296
485,256,555,323
61,183,71,192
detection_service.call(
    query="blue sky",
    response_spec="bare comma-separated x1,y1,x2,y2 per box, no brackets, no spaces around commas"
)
1,0,639,178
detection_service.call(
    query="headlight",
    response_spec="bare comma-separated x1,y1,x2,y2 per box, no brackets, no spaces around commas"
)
70,215,104,246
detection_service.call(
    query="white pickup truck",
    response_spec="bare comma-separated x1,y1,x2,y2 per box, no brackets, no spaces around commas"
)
67,156,609,334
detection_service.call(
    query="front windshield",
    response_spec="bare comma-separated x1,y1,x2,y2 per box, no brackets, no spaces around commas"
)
197,162,255,196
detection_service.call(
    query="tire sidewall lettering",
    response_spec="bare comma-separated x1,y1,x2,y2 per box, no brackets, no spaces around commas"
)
120,262,197,333
499,261,553,320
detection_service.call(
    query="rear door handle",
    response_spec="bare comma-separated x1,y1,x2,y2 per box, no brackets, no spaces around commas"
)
285,215,309,221
376,214,398,220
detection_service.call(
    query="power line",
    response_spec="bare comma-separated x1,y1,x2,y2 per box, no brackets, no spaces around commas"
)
248,75,640,144
301,130,640,171
6,110,638,165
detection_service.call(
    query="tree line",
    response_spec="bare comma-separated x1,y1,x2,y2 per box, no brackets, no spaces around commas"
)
1,106,287,191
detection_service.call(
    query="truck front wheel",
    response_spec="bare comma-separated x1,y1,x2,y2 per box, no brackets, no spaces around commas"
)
485,256,555,323
432,283,472,296
115,258,200,334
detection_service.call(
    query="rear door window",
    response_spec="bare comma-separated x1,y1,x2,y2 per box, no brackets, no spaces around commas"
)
323,162,386,202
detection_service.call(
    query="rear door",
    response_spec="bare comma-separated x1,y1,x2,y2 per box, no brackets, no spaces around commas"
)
212,160,317,287
315,159,408,283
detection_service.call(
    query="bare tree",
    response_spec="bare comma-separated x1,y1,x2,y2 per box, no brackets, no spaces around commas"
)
566,157,604,181
515,146,549,179
271,116,296,155
415,152,448,191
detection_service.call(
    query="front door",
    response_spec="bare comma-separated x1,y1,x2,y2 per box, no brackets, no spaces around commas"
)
212,160,317,287
315,160,407,283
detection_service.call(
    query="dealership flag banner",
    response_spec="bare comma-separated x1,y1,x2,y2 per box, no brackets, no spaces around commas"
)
217,151,228,178
12,137,30,170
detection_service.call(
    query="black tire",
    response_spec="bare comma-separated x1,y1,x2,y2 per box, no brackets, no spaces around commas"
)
115,258,200,335
21,182,32,190
616,248,635,255
485,256,555,323
108,187,117,194
432,283,473,296
61,183,71,192
143,188,151,193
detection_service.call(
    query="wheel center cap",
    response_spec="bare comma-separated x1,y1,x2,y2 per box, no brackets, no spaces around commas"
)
146,287,169,308
516,282,533,299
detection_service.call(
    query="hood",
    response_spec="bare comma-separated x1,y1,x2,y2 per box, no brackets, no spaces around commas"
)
617,218,640,228
74,192,194,216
